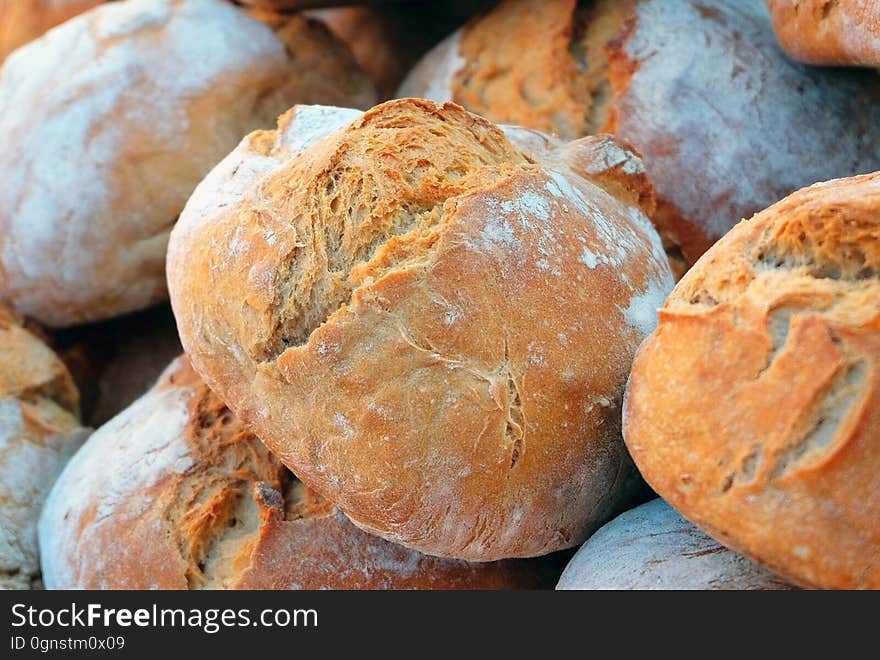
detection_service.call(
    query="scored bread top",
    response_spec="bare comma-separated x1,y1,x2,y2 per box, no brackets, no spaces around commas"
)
169,97,673,561
0,305,88,590
39,355,554,590
0,0,375,327
623,172,880,589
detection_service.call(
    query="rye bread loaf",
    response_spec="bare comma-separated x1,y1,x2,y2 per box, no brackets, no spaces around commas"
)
168,98,673,561
0,305,89,590
768,0,880,67
557,499,794,590
623,172,880,589
399,0,880,266
40,356,556,590
0,0,375,327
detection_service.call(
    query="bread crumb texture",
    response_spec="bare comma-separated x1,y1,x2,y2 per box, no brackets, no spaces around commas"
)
0,0,375,327
39,357,553,589
0,305,87,590
768,0,880,66
624,172,880,589
168,98,673,561
557,498,794,590
398,0,880,266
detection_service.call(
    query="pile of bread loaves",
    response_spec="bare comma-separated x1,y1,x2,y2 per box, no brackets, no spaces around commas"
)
0,0,876,591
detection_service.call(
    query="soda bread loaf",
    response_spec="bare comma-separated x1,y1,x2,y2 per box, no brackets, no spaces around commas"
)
0,305,89,590
0,0,103,62
168,98,673,561
768,0,880,67
39,356,554,590
399,0,880,266
623,173,880,589
0,0,376,328
557,498,794,590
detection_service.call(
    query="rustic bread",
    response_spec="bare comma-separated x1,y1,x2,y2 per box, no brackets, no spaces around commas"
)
768,0,880,67
0,0,103,62
0,0,376,327
0,305,89,590
168,98,673,561
399,0,880,266
623,172,880,589
557,499,794,590
40,356,556,590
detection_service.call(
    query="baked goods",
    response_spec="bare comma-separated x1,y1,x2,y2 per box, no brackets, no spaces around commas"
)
623,172,880,589
768,0,880,67
0,0,103,62
0,305,89,590
40,356,556,589
0,0,376,327
168,98,673,561
399,0,880,265
557,498,794,590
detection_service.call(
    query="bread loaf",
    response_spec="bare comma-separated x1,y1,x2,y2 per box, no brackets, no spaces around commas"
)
557,499,794,590
40,356,556,590
0,0,103,62
399,0,880,266
768,0,880,67
0,305,89,590
168,98,672,561
0,0,376,327
623,172,880,589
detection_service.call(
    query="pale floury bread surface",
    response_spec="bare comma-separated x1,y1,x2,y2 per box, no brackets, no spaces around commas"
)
0,305,89,590
624,172,880,589
39,356,555,590
168,98,673,561
0,0,376,327
768,0,880,67
0,0,104,62
557,499,793,590
399,0,880,266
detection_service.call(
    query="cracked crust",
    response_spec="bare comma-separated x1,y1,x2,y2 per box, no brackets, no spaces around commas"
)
39,356,557,590
399,0,880,267
557,499,794,590
768,0,880,67
0,0,376,327
623,172,880,589
168,98,673,561
0,304,88,590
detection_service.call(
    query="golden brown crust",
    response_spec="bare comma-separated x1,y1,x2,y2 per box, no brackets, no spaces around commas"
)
0,0,103,62
768,0,880,67
0,302,86,590
168,98,673,561
623,172,880,589
40,356,557,590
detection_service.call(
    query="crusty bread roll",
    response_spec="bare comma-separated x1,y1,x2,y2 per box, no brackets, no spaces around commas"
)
557,499,794,590
768,0,880,67
0,0,376,328
399,0,880,266
0,0,104,62
0,305,89,590
624,172,880,589
168,98,673,561
40,356,556,590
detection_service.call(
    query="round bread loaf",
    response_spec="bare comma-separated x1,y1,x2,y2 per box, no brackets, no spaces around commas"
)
0,0,376,328
399,0,880,266
0,0,103,62
0,305,89,590
40,356,555,590
557,499,794,590
768,0,880,67
623,172,880,589
168,98,673,561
